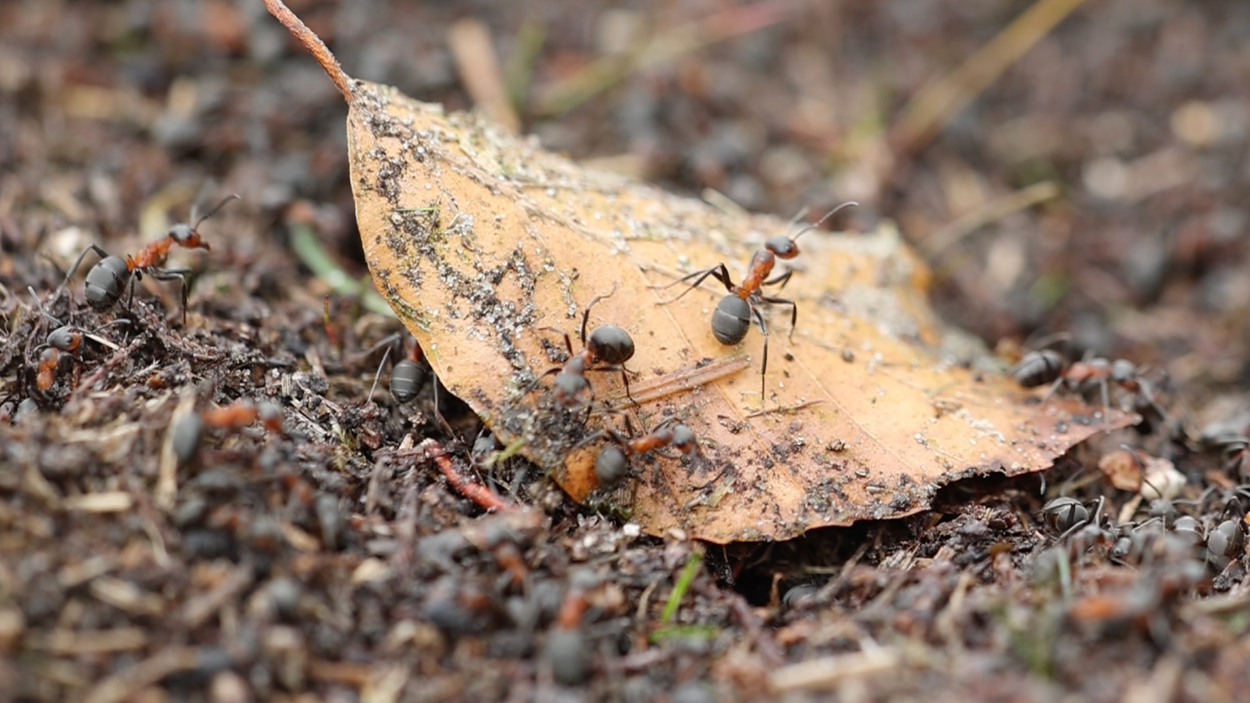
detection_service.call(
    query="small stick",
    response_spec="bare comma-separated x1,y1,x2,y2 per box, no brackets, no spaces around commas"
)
262,0,354,103
323,295,340,350
417,438,514,513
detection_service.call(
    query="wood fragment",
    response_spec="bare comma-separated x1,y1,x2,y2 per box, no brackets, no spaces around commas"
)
768,648,900,694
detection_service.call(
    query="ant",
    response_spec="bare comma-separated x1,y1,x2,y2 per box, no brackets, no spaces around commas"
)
663,202,856,411
593,417,699,488
1013,344,1164,430
25,288,128,392
61,193,239,325
33,320,128,392
539,287,636,409
173,399,284,465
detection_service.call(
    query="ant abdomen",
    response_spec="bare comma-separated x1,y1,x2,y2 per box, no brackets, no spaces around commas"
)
595,445,629,487
711,295,751,345
390,359,428,403
85,256,131,310
587,325,634,366
1014,349,1065,388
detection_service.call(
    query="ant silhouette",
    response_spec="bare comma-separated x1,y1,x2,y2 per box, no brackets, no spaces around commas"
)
538,286,636,410
663,202,856,411
60,193,239,325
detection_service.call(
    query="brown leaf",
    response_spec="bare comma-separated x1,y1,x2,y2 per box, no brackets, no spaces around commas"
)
265,0,1135,543
1097,449,1144,492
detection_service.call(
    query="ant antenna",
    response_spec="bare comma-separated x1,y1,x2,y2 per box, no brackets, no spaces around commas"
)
191,193,241,230
788,201,858,243
580,282,619,344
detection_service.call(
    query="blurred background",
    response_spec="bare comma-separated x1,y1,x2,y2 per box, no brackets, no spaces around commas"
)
2,0,1247,418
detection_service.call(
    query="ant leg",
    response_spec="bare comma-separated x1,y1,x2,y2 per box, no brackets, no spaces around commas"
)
538,326,576,357
614,364,639,407
150,267,192,326
1100,379,1111,430
367,345,392,403
751,305,770,412
57,244,111,303
761,270,793,290
663,264,736,303
760,294,798,340
1038,376,1066,407
580,283,619,346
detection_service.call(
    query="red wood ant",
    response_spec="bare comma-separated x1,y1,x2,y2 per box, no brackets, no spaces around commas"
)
664,202,856,410
61,194,239,324
27,297,129,392
593,417,699,487
173,399,284,464
1013,346,1165,429
539,287,636,409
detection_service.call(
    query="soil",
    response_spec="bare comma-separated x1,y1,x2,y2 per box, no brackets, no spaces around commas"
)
2,1,1249,702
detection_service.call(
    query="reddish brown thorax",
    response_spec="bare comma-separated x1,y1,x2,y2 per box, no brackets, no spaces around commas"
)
737,249,776,298
126,232,212,272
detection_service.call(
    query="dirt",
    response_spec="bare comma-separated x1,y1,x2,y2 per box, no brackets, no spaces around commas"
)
2,1,1249,702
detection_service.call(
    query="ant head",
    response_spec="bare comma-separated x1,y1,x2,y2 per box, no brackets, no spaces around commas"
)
671,423,697,454
173,193,240,249
773,200,859,257
1110,358,1138,383
167,223,200,246
553,369,589,405
46,325,79,352
764,235,799,259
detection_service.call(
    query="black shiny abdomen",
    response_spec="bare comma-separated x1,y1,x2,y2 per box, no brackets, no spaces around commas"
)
711,295,751,345
85,256,131,309
588,325,634,365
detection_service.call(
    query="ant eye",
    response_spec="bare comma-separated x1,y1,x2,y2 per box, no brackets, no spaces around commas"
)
168,224,194,243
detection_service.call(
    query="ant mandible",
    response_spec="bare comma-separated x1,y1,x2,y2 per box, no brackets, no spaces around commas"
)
664,201,856,411
539,286,636,409
594,417,699,488
61,193,239,325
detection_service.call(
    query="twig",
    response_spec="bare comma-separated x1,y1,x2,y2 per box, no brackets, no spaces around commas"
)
449,18,521,133
891,0,1089,152
534,1,794,117
261,0,354,103
728,592,784,666
768,647,900,694
417,438,515,513
919,181,1061,259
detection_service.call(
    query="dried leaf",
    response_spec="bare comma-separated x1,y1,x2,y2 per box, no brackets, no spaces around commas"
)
265,0,1135,543
1097,449,1143,492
